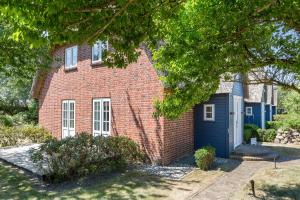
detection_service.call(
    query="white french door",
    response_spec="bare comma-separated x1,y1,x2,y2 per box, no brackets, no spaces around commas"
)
62,100,75,138
233,96,242,148
93,98,111,137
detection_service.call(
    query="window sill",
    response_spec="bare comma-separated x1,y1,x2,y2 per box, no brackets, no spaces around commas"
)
64,67,78,72
91,61,105,68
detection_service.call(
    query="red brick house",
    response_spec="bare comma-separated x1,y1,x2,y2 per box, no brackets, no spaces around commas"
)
31,43,194,165
31,42,247,165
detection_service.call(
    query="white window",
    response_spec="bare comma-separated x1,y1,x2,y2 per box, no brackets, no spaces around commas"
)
62,100,75,138
204,104,215,121
246,107,253,116
65,46,78,69
93,98,111,136
92,41,108,63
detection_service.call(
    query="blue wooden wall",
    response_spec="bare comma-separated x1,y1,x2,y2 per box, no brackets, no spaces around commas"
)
265,104,271,122
272,105,277,117
244,103,262,128
194,94,229,158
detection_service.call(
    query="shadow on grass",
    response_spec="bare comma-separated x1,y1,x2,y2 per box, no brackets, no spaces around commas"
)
263,145,300,158
0,161,176,200
260,183,300,200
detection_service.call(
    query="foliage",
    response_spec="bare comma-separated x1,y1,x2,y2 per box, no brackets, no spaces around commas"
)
0,114,13,127
0,0,299,119
278,88,300,114
257,129,277,142
30,133,145,182
244,124,260,143
152,0,300,118
267,114,300,131
194,146,215,171
0,125,52,147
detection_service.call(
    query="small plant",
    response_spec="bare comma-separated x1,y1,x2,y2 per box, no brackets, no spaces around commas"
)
257,129,277,142
244,124,260,143
0,115,14,127
194,146,215,170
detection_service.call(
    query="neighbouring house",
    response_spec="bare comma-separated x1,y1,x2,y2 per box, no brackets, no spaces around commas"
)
194,78,244,158
31,42,245,164
244,83,277,129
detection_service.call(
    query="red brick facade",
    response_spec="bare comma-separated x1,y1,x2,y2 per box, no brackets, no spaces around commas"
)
38,44,194,165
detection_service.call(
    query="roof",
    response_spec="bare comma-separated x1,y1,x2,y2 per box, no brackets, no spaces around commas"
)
244,84,264,103
215,81,234,94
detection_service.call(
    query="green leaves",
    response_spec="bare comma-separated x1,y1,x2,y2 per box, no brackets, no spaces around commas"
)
0,0,299,119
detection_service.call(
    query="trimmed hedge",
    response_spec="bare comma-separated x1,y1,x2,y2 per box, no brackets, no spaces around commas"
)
30,133,146,183
0,125,52,147
194,146,215,170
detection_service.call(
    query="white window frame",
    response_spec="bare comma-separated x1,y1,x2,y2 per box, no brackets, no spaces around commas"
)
62,100,76,139
204,104,215,121
65,46,78,69
245,107,253,116
92,41,108,64
93,98,111,137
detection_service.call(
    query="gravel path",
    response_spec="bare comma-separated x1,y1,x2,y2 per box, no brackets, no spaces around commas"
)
0,144,44,176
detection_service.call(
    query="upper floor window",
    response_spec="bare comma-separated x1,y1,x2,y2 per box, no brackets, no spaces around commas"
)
92,41,108,64
204,104,215,121
246,107,253,116
65,46,78,69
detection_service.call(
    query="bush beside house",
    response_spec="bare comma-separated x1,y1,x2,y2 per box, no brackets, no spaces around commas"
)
194,146,215,170
244,124,260,143
0,125,52,147
30,133,145,183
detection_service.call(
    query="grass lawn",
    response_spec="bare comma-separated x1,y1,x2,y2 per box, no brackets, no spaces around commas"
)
262,142,300,158
232,166,300,200
0,161,231,200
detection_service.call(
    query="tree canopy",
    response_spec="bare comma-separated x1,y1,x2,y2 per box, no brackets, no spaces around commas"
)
0,0,299,118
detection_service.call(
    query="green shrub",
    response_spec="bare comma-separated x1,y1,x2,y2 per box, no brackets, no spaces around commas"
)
244,124,260,131
0,125,52,147
244,129,253,143
194,146,215,170
30,133,145,182
268,114,300,131
0,115,14,127
244,124,260,143
257,129,277,142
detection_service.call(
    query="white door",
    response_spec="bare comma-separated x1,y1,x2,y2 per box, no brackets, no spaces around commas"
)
261,102,265,129
62,100,75,138
233,96,242,148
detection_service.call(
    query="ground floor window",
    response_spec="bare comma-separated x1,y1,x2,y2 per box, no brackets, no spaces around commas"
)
93,98,111,136
245,107,253,116
204,104,215,121
62,100,75,138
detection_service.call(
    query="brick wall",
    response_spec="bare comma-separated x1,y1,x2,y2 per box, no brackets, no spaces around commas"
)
38,44,194,165
163,109,194,165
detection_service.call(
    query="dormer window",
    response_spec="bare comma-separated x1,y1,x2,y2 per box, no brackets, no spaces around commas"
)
65,46,78,70
92,41,108,64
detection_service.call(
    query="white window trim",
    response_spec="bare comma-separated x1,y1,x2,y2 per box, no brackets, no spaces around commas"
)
91,41,108,64
245,107,253,116
62,100,76,139
65,46,78,69
93,98,111,137
204,104,215,121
